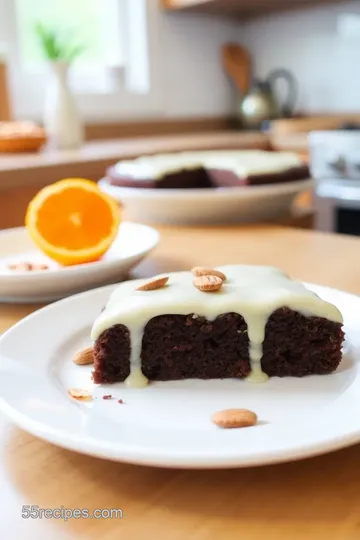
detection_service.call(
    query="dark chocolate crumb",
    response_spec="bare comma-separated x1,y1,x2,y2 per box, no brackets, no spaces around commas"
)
102,394,112,400
118,399,124,404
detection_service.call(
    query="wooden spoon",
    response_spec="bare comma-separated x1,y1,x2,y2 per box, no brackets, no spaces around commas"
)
222,43,251,96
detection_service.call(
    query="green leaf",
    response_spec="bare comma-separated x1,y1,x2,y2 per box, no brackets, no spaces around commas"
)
34,21,86,62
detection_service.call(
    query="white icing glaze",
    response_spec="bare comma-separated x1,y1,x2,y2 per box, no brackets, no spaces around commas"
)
125,368,148,388
91,265,343,386
112,150,304,181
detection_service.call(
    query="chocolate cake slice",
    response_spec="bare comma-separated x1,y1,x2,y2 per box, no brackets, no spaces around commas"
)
107,150,309,190
91,265,344,387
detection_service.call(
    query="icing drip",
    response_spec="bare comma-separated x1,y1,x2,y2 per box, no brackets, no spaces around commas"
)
91,265,343,387
125,326,148,388
125,367,148,388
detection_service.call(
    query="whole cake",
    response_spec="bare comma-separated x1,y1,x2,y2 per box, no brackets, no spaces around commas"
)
91,265,344,387
107,150,309,189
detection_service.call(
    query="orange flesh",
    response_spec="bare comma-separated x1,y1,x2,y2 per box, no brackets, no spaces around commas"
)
25,178,121,266
35,187,115,250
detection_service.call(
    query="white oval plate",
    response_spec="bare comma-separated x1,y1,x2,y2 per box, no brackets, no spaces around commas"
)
0,223,159,302
99,178,313,225
0,282,358,469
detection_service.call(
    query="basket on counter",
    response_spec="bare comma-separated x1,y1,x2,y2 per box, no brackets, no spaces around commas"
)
0,121,46,153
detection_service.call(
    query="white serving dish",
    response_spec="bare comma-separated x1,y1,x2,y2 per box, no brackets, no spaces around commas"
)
0,281,357,469
98,178,313,225
0,223,159,302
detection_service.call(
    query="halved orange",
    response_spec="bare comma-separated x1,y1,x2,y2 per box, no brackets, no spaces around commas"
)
25,178,121,266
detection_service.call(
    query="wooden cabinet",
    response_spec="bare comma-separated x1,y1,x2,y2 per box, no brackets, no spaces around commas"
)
163,0,344,18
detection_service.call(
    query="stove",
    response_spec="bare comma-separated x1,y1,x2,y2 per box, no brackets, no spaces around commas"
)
309,127,360,236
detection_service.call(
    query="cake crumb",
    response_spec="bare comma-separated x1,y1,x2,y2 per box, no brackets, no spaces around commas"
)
102,394,113,400
118,399,124,404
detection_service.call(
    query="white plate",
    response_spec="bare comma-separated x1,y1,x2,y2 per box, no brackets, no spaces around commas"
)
99,177,313,225
0,223,159,302
0,282,358,469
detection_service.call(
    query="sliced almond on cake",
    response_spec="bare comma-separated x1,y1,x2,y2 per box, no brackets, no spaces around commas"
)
191,266,227,281
193,275,223,292
73,346,94,365
136,276,169,291
212,408,257,429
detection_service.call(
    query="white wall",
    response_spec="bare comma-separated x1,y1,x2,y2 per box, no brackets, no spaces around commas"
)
82,0,243,120
151,2,240,117
241,1,360,113
1,0,242,121
5,0,360,121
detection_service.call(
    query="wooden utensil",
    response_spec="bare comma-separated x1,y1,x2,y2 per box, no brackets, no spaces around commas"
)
222,42,251,95
0,61,11,121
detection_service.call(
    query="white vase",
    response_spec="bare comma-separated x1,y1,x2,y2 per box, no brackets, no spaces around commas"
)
43,61,84,150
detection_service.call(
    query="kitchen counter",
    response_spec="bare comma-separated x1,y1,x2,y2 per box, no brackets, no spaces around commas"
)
0,130,313,230
1,223,360,539
5,113,360,191
270,131,309,155
0,131,270,189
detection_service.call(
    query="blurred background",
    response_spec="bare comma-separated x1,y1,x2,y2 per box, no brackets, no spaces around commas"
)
1,0,360,235
2,0,359,121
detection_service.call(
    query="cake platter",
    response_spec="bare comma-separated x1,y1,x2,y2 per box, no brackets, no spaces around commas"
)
0,279,359,469
99,178,313,225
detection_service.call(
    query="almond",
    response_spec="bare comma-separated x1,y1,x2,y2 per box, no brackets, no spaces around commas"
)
68,388,93,401
212,408,257,429
8,262,32,271
191,267,227,281
32,263,49,271
8,261,49,271
136,276,169,291
73,346,94,365
193,275,223,292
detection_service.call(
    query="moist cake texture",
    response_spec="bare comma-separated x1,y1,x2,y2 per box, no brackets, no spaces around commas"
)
107,150,309,189
91,265,344,387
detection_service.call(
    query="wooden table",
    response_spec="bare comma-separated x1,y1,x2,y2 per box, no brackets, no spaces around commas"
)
1,223,360,539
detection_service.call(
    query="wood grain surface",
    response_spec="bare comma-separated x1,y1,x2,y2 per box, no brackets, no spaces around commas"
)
1,223,360,539
84,115,235,140
270,114,360,134
0,62,11,121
